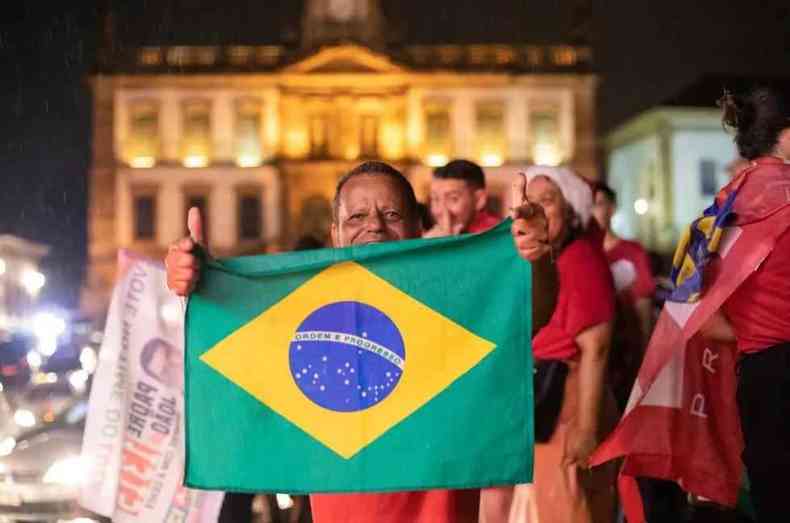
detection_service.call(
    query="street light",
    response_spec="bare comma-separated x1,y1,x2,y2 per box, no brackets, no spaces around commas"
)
31,311,66,357
634,198,650,216
20,269,46,295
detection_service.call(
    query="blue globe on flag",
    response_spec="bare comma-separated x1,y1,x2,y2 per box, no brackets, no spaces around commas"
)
289,301,405,412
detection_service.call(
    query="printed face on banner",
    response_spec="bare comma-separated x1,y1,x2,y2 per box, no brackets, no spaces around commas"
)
140,337,184,391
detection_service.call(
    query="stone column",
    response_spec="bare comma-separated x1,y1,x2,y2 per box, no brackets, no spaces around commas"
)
264,169,282,242
335,95,356,159
114,92,128,163
159,180,183,246
161,90,181,162
213,91,234,162
560,88,575,167
263,88,280,160
571,76,598,181
506,90,529,162
452,91,475,159
406,88,424,159
212,181,236,250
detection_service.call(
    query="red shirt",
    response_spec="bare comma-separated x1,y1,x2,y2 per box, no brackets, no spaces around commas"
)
466,210,500,234
605,239,655,304
310,489,479,523
724,226,790,353
532,234,616,360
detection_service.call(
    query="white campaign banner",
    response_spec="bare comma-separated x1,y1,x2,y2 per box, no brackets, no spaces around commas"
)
79,252,224,522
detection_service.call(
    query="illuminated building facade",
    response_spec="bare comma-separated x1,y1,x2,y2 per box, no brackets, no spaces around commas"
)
84,0,597,314
0,235,49,331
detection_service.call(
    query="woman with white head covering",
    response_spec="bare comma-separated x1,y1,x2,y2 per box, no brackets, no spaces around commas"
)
482,166,617,523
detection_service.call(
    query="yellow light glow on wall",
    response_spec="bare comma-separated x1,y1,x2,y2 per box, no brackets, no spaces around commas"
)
426,154,448,167
284,129,309,158
236,154,262,168
344,146,359,161
235,99,264,166
533,143,561,167
183,154,209,168
379,122,404,160
129,156,156,168
480,152,504,167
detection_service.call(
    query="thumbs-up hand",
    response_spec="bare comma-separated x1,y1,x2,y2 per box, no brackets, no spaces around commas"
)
165,207,205,296
510,173,551,262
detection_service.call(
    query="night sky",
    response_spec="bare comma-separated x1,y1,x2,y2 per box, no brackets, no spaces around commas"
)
1,1,788,309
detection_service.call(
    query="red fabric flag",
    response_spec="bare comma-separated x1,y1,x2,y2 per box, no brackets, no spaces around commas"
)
591,197,790,519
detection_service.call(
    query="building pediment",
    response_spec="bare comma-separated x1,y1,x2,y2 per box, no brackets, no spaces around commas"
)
283,44,408,74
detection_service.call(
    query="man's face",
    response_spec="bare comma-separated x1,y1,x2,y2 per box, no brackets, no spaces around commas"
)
429,178,486,234
592,190,615,231
331,174,420,247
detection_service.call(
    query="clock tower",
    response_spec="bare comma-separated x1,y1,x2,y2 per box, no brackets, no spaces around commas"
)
302,0,384,49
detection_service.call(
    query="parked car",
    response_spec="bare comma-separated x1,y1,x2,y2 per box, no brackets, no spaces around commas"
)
0,400,106,522
0,334,33,391
7,380,82,435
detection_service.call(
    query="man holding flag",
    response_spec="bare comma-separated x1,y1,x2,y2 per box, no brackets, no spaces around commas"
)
166,161,555,522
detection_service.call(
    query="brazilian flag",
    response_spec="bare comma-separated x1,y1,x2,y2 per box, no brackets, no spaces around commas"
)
185,221,533,493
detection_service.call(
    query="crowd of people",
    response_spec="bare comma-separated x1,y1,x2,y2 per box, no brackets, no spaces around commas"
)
165,84,790,523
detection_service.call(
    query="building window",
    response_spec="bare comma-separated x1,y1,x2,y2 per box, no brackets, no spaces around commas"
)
310,115,329,158
181,99,212,167
255,46,283,66
530,109,561,166
235,99,263,167
133,194,156,241
193,47,218,66
238,193,263,241
551,46,577,66
467,45,489,66
359,115,378,158
493,46,516,66
424,104,451,165
699,159,718,196
228,46,253,66
184,192,210,242
475,101,505,166
299,195,332,242
138,47,163,66
167,47,190,66
128,100,159,167
437,46,463,65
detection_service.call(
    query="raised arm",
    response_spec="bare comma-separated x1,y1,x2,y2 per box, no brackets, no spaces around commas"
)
509,173,558,334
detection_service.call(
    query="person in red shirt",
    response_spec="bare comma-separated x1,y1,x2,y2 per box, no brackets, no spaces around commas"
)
166,160,553,523
699,86,790,523
423,159,501,237
481,166,617,523
424,158,558,350
592,183,656,410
